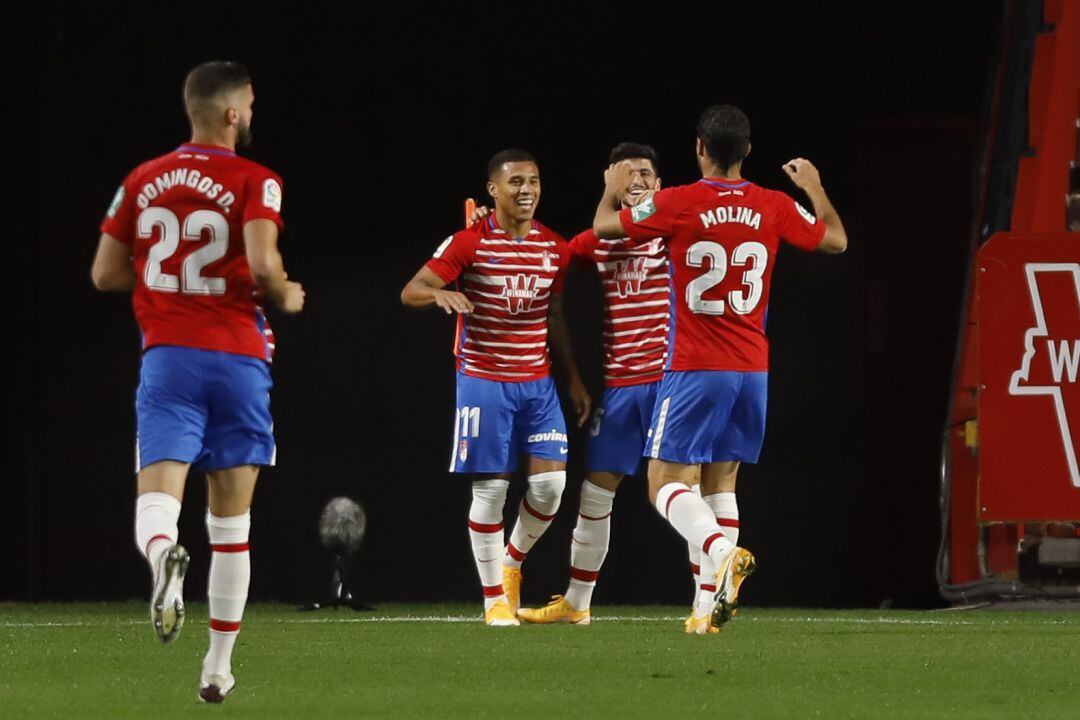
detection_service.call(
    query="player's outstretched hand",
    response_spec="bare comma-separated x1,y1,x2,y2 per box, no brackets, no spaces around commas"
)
468,205,491,227
782,158,822,191
569,374,592,427
433,289,474,315
280,280,305,314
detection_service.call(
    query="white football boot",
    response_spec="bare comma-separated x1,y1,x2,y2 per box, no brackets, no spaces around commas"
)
150,544,190,643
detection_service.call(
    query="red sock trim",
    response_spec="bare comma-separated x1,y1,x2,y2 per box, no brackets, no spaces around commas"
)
570,567,600,583
716,518,740,528
579,511,612,521
483,584,505,598
664,488,690,517
522,497,555,522
690,563,701,576
701,584,717,593
145,534,173,558
211,543,250,553
702,532,725,555
468,520,504,533
209,619,241,633
506,542,526,562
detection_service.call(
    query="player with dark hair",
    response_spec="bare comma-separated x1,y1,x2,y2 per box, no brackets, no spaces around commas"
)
517,142,684,625
401,149,590,626
92,60,304,702
594,104,847,631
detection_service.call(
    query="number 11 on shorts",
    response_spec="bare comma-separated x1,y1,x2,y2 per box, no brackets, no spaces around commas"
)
451,406,481,468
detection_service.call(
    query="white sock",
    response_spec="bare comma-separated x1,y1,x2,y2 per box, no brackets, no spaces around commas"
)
695,491,739,616
135,492,181,573
687,486,703,606
204,511,251,678
564,480,615,611
504,471,566,570
655,483,734,569
705,492,740,546
469,479,509,610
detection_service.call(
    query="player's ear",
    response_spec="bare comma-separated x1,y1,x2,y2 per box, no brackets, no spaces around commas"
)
695,137,705,159
225,106,239,128
745,142,752,159
486,181,497,201
655,177,662,190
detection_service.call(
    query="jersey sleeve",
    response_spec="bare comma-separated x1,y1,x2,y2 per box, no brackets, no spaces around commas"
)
567,230,598,265
243,170,286,231
551,233,571,293
774,191,826,251
617,187,683,240
425,231,476,285
99,172,138,245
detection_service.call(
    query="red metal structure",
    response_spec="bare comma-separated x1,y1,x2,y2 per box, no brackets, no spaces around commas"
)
941,0,1080,601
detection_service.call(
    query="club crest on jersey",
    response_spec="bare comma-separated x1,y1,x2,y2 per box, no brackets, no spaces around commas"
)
795,201,817,224
263,179,283,212
614,257,648,298
541,250,556,273
631,197,656,223
502,274,539,314
1009,263,1080,487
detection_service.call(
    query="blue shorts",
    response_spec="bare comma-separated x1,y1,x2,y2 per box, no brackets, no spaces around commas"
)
646,370,767,465
135,346,276,473
586,383,658,475
450,373,568,474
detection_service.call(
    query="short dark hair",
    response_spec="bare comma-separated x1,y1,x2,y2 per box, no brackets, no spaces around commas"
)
487,148,538,180
609,142,660,174
183,61,252,122
697,105,750,171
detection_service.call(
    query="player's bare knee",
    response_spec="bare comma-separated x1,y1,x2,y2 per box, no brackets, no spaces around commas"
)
137,460,189,500
586,471,622,493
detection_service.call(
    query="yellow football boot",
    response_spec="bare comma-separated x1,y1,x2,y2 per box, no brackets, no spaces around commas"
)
484,599,521,627
711,546,757,629
517,595,591,625
684,612,719,635
502,566,523,614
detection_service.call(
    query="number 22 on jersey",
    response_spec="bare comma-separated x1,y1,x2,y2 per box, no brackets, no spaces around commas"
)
685,240,768,315
139,207,229,295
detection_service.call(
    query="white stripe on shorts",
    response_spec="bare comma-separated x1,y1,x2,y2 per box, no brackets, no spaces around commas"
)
649,397,671,458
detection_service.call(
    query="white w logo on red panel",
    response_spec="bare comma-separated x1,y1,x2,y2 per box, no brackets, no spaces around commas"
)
1009,263,1080,487
502,274,539,314
614,257,648,298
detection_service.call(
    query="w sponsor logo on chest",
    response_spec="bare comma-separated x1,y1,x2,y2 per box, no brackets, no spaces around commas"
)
502,274,540,314
613,257,648,298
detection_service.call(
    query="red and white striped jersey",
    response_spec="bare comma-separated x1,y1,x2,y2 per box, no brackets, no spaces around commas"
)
426,215,570,382
569,229,668,387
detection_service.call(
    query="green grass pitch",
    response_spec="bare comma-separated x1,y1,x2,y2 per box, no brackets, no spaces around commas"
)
2,602,1078,719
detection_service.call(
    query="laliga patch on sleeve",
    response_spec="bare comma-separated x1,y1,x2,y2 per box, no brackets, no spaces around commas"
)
631,196,656,223
795,201,817,224
106,186,125,218
433,235,454,258
262,179,283,212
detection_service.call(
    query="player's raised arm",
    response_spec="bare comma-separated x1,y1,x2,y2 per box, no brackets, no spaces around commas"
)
593,162,634,239
400,265,474,314
244,218,305,313
547,292,591,427
782,158,847,254
91,232,136,292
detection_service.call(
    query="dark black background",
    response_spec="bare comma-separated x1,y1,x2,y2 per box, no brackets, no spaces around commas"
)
11,2,999,608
